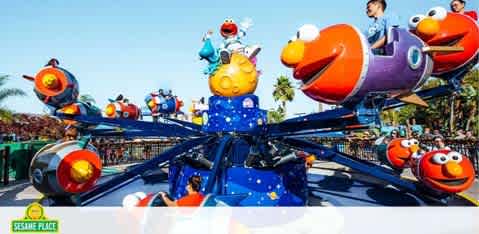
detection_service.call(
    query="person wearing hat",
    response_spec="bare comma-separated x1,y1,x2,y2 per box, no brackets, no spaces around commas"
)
450,0,477,20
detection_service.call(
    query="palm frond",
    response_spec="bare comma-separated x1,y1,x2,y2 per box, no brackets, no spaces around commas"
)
0,75,10,87
0,88,27,102
79,94,96,103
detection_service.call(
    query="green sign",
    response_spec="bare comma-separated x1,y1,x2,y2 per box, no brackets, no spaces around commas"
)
11,203,59,233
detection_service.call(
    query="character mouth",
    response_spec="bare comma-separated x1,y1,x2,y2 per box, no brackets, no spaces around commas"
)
428,33,465,47
302,62,332,86
297,55,337,87
222,28,233,34
430,177,468,186
396,156,410,161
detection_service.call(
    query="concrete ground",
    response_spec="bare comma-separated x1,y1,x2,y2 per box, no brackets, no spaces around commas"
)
0,163,136,206
1,161,477,206
310,161,479,202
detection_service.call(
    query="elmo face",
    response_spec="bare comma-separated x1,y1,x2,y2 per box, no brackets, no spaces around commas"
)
386,138,420,169
410,7,479,75
220,18,238,38
281,24,367,104
418,149,475,193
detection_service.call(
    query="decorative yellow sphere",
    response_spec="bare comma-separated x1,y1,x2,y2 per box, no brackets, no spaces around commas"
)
105,104,116,117
41,73,59,89
209,53,258,97
70,160,94,183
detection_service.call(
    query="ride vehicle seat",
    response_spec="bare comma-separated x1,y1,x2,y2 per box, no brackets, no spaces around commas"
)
380,26,400,56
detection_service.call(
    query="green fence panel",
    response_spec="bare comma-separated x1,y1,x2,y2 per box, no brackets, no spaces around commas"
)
0,141,53,181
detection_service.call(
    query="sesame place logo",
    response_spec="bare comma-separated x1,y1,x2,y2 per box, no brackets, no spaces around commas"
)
11,202,59,233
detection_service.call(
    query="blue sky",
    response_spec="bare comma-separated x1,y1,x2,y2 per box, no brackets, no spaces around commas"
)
2,0,477,117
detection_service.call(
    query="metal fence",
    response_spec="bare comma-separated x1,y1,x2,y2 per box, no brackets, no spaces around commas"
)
92,138,478,175
91,139,179,166
310,138,479,176
0,139,179,185
2,138,478,186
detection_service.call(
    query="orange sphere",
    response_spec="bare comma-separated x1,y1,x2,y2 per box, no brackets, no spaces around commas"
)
416,18,440,39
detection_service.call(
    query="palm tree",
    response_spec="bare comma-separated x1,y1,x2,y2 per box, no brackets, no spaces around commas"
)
79,94,96,104
0,75,26,121
460,69,478,134
380,109,399,126
272,75,295,116
267,106,286,123
384,69,479,135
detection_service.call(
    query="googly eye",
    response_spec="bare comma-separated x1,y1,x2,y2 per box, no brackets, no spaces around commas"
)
432,153,449,164
411,139,419,145
400,139,412,148
122,194,141,207
297,24,320,42
408,14,426,29
407,46,423,70
447,151,463,163
427,7,447,21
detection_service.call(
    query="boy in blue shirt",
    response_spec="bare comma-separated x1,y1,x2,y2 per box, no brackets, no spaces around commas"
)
365,0,398,54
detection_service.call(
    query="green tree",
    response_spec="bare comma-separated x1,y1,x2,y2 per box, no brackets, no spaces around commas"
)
272,75,295,116
79,94,96,104
0,75,26,121
379,69,479,136
380,109,399,125
267,106,285,123
460,69,478,134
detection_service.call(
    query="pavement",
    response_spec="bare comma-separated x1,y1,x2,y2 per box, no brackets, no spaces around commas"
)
0,161,477,206
0,163,138,206
310,161,479,203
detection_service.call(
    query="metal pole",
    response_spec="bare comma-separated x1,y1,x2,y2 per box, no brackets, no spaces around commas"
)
3,146,10,186
205,136,232,194
26,144,33,181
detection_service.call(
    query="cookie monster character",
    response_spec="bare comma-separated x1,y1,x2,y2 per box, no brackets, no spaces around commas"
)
199,30,220,75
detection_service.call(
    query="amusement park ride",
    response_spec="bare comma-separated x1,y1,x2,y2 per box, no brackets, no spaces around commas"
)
22,8,478,207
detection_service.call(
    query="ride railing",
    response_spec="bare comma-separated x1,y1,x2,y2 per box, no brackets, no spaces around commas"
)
92,139,179,166
310,137,479,177
2,138,476,186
